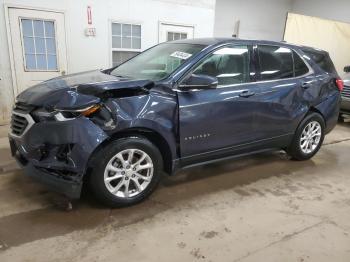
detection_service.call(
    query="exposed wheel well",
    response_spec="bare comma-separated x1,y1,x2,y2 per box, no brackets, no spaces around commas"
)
87,128,174,176
309,107,326,126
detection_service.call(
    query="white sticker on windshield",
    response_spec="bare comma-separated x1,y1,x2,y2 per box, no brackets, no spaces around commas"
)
170,51,192,60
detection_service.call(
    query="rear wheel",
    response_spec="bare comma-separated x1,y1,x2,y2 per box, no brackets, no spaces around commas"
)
287,112,325,161
89,137,163,207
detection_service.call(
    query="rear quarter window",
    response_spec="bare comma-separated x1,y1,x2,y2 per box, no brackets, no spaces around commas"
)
302,50,337,74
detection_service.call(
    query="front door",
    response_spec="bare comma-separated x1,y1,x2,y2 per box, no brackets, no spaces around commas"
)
177,45,259,161
159,22,194,43
8,7,68,95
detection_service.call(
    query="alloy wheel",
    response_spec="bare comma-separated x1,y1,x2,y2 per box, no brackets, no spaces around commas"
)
103,149,154,198
299,121,322,154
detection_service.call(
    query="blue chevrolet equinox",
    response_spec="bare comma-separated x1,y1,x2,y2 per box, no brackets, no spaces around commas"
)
9,38,342,207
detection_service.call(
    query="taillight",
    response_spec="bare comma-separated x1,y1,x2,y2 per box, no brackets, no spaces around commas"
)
336,79,344,92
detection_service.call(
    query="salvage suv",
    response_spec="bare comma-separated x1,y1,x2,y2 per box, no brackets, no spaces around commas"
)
9,38,342,207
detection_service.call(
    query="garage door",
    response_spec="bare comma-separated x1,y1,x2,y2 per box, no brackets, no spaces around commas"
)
284,12,350,76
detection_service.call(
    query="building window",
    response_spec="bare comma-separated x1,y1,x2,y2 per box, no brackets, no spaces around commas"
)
21,19,58,71
167,32,187,41
112,22,141,66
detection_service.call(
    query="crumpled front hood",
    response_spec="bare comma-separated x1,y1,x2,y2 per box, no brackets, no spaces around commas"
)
16,70,154,110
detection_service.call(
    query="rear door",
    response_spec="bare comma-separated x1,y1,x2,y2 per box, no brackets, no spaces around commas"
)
253,44,313,140
177,44,260,159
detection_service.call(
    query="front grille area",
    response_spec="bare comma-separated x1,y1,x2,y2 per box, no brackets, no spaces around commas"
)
342,85,350,99
10,102,35,137
11,113,29,136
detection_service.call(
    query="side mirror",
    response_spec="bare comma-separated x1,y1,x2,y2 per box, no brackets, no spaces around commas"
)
179,74,218,91
344,65,350,73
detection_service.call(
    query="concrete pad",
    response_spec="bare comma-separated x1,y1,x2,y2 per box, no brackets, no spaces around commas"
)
0,125,18,174
0,139,349,261
0,145,18,174
0,171,53,218
0,125,9,139
239,222,350,262
324,122,350,144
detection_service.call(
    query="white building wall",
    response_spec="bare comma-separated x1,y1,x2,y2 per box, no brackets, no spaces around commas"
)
0,0,216,124
214,0,293,40
292,0,350,24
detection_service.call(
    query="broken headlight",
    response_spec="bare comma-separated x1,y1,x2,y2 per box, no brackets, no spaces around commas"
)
54,104,101,121
54,104,115,129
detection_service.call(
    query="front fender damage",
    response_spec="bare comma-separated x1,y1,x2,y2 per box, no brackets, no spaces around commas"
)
100,88,179,171
13,75,177,198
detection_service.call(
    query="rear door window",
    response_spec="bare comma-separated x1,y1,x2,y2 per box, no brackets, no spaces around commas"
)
257,45,294,80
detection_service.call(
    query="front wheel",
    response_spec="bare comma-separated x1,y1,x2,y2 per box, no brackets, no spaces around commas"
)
89,137,163,207
287,112,325,161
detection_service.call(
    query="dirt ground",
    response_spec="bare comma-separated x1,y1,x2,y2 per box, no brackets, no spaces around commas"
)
0,123,350,262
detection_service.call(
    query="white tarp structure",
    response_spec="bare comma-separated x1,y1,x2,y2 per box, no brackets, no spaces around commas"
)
284,12,350,76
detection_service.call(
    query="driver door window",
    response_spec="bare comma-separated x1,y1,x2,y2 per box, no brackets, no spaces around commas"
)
193,45,250,86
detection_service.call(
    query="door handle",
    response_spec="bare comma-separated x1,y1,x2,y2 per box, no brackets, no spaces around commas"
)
239,90,255,98
301,82,311,89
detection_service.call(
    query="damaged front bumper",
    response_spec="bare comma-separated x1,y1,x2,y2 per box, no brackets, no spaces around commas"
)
9,116,108,199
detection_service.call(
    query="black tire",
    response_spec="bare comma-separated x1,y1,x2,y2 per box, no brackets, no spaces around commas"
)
89,136,163,207
287,112,325,161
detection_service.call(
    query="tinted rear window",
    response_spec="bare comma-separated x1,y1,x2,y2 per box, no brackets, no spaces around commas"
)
303,50,337,74
258,45,294,80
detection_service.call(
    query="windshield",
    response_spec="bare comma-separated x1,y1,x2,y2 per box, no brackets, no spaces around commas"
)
110,43,204,81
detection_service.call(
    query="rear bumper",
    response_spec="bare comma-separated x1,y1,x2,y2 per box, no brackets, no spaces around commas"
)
9,117,108,199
